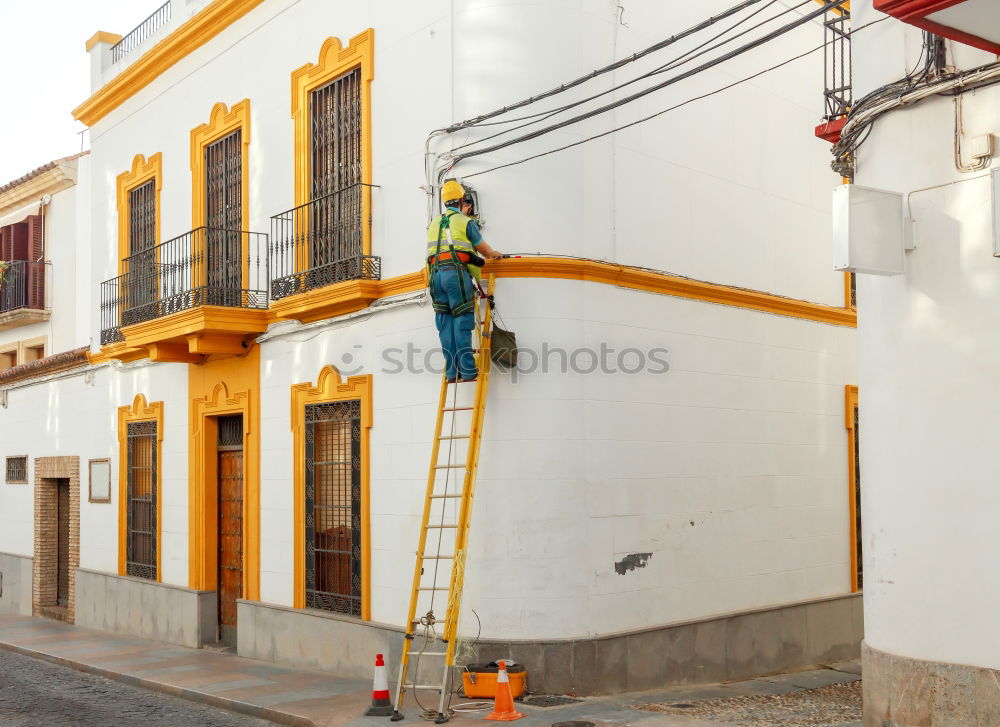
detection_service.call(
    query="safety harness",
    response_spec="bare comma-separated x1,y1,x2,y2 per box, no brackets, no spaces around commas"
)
428,211,478,316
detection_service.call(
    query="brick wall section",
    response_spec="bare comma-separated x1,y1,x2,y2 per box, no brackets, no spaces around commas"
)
32,457,80,622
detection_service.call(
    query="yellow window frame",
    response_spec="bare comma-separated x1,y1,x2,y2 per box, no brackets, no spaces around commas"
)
290,365,372,618
116,153,162,278
117,394,164,580
291,29,374,271
189,100,251,291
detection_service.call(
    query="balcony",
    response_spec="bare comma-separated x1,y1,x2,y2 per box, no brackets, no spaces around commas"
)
268,183,382,324
109,1,171,65
99,227,269,360
0,261,49,331
874,1,1000,55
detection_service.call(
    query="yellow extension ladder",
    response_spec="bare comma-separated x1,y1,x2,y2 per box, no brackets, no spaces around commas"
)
390,275,495,724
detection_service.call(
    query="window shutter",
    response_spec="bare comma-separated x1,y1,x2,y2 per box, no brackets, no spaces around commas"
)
9,222,28,261
27,215,43,261
25,216,44,310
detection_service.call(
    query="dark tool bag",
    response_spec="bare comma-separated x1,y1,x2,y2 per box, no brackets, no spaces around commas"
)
491,326,518,368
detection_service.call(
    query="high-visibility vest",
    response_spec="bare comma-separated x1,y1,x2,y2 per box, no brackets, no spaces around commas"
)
426,210,482,280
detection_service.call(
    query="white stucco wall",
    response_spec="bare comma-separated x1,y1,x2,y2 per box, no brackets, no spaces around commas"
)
852,1,1000,671
261,276,855,639
0,361,188,583
0,0,859,641
84,0,843,308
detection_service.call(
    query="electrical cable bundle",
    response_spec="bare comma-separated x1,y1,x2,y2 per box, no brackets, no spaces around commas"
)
426,0,852,190
832,33,1000,178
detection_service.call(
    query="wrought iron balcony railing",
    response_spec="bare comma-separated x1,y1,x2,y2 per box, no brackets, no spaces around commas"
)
0,260,46,314
110,1,171,64
100,227,268,345
269,183,380,301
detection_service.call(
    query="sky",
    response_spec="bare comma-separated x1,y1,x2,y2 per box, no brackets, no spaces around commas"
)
0,1,146,184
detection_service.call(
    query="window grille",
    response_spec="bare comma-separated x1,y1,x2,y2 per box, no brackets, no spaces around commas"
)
5,456,27,484
310,67,362,269
124,179,158,325
218,415,244,449
304,400,362,616
126,420,157,580
205,130,243,307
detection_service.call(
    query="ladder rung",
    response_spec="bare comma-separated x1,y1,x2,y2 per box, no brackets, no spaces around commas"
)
406,684,444,690
408,651,447,656
427,524,458,529
434,464,467,469
442,406,474,412
418,587,450,591
438,435,470,440
429,494,462,499
420,554,454,559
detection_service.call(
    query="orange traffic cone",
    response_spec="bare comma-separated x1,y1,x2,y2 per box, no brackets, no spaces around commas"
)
364,653,393,716
485,660,524,721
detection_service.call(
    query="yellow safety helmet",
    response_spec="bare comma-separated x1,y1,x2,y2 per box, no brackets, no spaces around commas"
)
441,179,465,204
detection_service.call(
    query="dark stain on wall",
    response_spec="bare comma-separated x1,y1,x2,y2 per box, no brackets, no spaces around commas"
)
614,552,653,575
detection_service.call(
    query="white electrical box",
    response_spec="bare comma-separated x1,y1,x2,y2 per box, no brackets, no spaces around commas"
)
832,184,905,276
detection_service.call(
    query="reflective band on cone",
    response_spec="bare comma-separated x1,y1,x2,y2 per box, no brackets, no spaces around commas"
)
485,660,524,722
365,653,394,716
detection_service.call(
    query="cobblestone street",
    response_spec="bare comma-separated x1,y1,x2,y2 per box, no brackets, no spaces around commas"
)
0,649,277,727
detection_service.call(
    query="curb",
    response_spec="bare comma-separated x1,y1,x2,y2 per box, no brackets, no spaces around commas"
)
0,639,318,727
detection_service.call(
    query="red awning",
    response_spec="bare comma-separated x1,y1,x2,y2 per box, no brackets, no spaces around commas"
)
874,0,1000,55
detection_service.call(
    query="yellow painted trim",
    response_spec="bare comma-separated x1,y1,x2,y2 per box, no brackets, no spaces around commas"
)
86,31,122,51
74,0,267,126
117,394,164,581
88,343,149,365
845,385,860,593
190,100,250,231
97,256,857,363
187,347,261,602
291,30,374,261
116,153,162,278
490,258,858,327
122,305,269,349
290,366,372,618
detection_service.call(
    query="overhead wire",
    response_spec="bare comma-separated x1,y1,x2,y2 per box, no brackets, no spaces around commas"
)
449,0,795,151
447,0,844,165
442,0,770,133
461,15,886,181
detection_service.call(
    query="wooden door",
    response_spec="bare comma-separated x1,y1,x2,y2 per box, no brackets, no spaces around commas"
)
217,442,243,646
56,479,69,607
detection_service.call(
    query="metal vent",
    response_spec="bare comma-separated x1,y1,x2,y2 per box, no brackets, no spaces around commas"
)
5,456,27,483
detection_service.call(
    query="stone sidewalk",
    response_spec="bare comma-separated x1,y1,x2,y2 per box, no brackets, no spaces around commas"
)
0,613,861,727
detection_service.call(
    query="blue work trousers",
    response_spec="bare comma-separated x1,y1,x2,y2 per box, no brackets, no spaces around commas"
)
430,266,478,381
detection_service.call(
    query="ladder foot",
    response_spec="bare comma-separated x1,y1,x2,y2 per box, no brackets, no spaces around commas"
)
390,710,405,721
435,713,450,724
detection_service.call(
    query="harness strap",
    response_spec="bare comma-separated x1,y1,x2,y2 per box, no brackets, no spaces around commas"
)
428,211,474,316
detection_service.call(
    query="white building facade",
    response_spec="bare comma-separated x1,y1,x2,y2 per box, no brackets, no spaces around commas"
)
0,0,860,694
846,0,1000,721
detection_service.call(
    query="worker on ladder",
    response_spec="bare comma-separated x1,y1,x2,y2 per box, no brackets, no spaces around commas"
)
426,179,501,383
